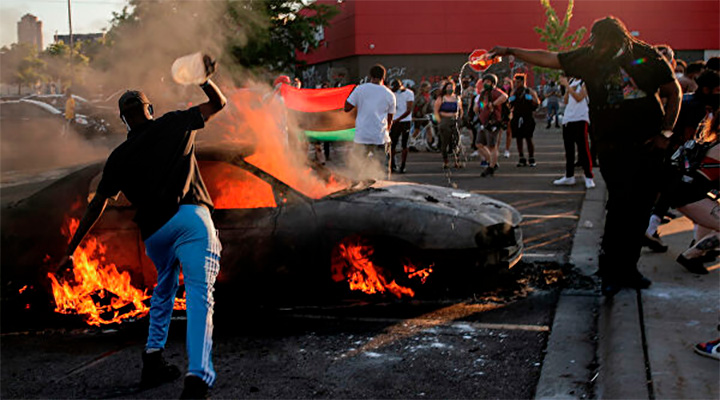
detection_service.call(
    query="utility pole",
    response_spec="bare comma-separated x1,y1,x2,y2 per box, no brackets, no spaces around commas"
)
67,0,73,87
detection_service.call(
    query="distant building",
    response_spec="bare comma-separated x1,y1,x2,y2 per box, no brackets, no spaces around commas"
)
54,32,105,46
17,14,43,49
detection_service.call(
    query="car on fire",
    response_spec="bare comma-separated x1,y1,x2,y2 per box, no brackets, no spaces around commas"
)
1,143,523,303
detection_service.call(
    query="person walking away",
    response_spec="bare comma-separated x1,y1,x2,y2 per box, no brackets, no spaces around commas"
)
508,74,540,167
501,76,514,158
344,64,396,173
390,79,414,173
490,15,682,295
473,74,508,176
433,81,463,169
63,88,76,136
544,80,562,128
56,54,227,398
553,75,595,188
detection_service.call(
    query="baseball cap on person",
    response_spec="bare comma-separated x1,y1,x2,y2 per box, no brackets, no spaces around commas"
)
118,90,151,115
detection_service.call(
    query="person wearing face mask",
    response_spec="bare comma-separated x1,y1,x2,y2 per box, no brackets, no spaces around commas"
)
500,77,514,158
389,79,414,173
434,80,464,169
490,16,682,296
473,74,508,176
56,54,227,398
507,73,540,167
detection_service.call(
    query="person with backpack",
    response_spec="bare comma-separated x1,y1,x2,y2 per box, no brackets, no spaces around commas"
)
508,73,540,167
553,75,595,188
473,74,508,176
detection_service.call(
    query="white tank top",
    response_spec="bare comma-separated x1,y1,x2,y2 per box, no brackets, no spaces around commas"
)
563,79,590,124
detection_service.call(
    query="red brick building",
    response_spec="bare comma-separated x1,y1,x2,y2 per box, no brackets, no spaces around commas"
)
298,0,720,87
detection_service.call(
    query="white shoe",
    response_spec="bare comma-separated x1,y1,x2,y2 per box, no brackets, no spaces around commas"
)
470,150,479,158
553,176,576,186
584,177,596,189
503,150,510,158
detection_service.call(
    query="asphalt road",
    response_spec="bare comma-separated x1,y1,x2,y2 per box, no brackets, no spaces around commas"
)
1,122,596,399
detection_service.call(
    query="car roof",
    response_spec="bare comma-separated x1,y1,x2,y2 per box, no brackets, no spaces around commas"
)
1,99,63,115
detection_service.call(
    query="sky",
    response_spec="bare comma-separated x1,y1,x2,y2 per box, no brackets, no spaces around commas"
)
0,0,128,49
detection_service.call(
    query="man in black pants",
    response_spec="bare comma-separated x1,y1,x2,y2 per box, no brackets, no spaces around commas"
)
491,16,682,295
390,79,414,173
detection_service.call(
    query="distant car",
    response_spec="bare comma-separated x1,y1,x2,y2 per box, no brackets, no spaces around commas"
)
1,144,523,302
19,94,117,139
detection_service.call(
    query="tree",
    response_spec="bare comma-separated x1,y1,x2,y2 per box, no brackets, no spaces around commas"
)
533,0,586,79
98,0,339,76
0,43,48,94
42,40,90,89
227,0,340,74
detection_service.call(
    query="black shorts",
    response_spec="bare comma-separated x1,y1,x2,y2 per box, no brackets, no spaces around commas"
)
390,121,412,149
510,116,535,139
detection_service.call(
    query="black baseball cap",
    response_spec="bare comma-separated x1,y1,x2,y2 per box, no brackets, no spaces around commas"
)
118,90,151,114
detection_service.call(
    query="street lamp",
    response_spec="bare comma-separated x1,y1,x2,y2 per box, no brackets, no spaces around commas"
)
67,0,73,86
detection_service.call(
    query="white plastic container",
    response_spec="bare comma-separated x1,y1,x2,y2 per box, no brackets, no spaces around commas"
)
171,52,207,85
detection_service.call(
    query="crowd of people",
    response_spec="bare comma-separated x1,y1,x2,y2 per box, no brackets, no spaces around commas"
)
334,16,719,361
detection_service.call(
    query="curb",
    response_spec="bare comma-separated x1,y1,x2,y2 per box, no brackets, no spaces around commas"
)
534,174,606,399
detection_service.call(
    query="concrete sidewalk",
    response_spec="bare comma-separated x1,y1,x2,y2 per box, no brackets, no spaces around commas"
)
535,173,720,399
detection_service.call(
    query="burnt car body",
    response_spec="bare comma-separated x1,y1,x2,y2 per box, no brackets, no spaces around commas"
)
1,145,522,300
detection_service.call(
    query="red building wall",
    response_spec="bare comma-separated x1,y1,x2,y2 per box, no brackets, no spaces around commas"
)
301,0,719,65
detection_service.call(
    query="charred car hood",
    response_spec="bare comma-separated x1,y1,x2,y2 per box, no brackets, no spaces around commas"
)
335,181,522,226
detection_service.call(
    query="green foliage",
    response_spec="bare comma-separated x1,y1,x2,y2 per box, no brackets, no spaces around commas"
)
533,0,586,79
0,43,48,93
97,0,338,76
41,40,90,88
226,0,339,73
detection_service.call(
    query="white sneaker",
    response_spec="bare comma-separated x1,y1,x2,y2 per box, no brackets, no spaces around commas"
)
503,150,510,158
553,176,576,186
585,177,596,189
470,150,479,158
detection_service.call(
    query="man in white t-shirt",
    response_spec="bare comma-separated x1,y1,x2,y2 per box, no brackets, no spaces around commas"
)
389,79,414,173
344,64,396,162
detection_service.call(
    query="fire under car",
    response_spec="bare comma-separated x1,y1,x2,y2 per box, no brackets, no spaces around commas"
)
1,143,523,316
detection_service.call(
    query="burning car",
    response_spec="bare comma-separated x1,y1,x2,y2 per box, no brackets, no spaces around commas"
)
1,143,522,324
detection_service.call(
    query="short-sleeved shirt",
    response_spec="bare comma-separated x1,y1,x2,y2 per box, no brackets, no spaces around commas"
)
393,89,414,122
346,83,396,145
65,97,76,121
558,42,675,146
96,107,213,240
543,85,562,105
474,88,507,125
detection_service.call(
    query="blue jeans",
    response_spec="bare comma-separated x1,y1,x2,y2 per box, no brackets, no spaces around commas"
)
547,102,559,123
144,205,221,386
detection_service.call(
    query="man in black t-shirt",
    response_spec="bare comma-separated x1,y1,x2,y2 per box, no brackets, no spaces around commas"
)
489,16,682,296
58,56,226,398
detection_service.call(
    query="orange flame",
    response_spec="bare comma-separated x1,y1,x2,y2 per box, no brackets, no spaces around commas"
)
211,88,346,201
331,237,433,298
18,285,28,294
48,218,185,326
